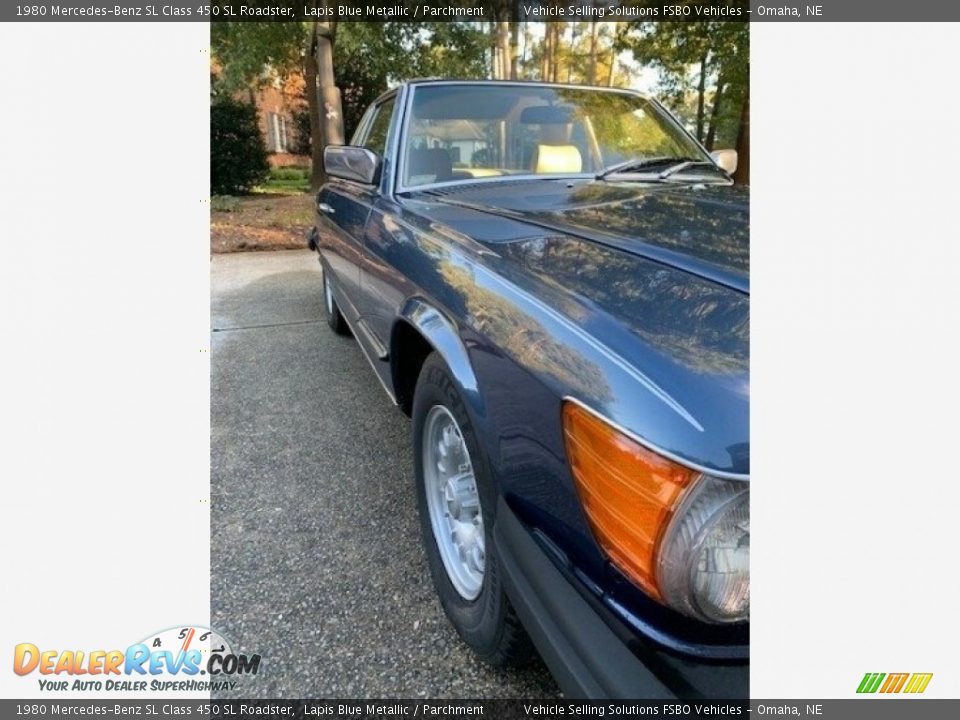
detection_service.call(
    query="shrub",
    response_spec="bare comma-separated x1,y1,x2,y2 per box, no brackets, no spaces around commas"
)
210,96,270,195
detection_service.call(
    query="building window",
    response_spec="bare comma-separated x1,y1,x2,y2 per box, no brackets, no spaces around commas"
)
268,112,288,153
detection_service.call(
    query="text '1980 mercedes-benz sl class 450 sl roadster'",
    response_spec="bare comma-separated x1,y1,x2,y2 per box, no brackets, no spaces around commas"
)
308,80,748,699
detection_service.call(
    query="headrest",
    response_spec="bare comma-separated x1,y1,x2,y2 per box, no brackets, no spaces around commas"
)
535,145,583,174
538,123,573,145
520,105,575,124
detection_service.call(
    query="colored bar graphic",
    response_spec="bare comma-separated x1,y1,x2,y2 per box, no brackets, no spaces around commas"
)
856,672,885,693
904,673,933,694
857,672,933,694
880,673,908,693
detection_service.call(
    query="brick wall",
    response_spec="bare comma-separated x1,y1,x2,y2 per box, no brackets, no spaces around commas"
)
252,81,309,167
212,61,312,168
268,153,310,169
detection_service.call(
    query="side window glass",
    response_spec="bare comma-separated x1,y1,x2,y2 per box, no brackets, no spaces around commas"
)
363,98,395,157
350,106,376,146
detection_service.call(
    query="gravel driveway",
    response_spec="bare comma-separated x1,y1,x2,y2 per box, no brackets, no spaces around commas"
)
210,249,559,698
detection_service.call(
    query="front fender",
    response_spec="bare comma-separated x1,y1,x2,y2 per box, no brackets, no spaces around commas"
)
395,298,484,418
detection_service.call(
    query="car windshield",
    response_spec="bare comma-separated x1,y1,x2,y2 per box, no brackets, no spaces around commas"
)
400,83,709,189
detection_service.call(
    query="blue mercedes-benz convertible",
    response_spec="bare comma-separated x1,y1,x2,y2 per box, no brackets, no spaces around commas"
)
308,80,748,699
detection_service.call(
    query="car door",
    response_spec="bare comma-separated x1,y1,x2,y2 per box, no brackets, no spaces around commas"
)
352,95,403,360
315,104,384,324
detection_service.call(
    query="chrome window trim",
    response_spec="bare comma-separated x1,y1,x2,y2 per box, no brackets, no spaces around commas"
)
327,89,401,193
381,84,408,197
398,173,595,195
394,80,719,196
394,81,416,195
353,87,399,147
562,396,750,482
358,95,397,158
350,105,376,147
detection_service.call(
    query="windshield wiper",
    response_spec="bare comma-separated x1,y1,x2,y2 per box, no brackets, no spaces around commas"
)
596,156,718,181
659,159,717,178
596,156,683,179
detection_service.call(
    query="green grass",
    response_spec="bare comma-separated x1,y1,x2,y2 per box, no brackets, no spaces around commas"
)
254,167,310,195
211,195,241,213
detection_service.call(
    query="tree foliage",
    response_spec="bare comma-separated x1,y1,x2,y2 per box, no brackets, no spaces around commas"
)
211,21,490,169
618,21,749,152
210,20,751,186
210,95,270,195
334,23,489,139
210,21,308,94
525,22,631,86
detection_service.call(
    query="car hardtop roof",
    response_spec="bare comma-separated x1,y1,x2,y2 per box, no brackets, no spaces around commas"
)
400,78,650,98
366,80,654,120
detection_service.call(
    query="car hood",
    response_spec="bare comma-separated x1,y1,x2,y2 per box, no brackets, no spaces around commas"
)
402,179,749,475
421,178,749,292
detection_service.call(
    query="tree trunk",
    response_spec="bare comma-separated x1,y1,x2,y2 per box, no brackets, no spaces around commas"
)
733,89,750,186
539,20,548,79
497,21,511,80
510,20,520,79
315,19,343,150
695,52,708,142
704,79,726,151
543,23,552,80
567,23,578,83
550,23,561,82
588,21,599,85
608,24,620,86
304,42,325,191
521,21,531,78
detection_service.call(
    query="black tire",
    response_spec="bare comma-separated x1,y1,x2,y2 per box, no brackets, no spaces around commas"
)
412,352,533,667
322,271,349,335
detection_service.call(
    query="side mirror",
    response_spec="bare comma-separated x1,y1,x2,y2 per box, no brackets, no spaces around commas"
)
710,149,738,175
323,145,380,185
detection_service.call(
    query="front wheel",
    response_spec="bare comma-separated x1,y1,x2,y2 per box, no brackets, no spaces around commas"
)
412,352,532,667
322,271,349,335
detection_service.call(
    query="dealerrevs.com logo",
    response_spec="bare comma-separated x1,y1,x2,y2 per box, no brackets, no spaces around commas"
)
856,672,933,694
13,625,261,692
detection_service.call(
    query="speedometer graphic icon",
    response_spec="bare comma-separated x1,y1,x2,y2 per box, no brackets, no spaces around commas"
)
137,625,248,676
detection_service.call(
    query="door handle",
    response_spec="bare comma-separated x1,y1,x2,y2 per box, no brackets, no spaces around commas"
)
318,202,335,214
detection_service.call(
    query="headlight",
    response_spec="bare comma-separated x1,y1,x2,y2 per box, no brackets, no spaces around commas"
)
562,401,749,624
658,475,749,623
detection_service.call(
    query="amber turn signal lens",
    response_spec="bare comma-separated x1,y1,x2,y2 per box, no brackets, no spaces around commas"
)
562,401,699,599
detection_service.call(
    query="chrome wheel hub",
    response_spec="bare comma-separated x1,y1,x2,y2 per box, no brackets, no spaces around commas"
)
423,405,485,599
